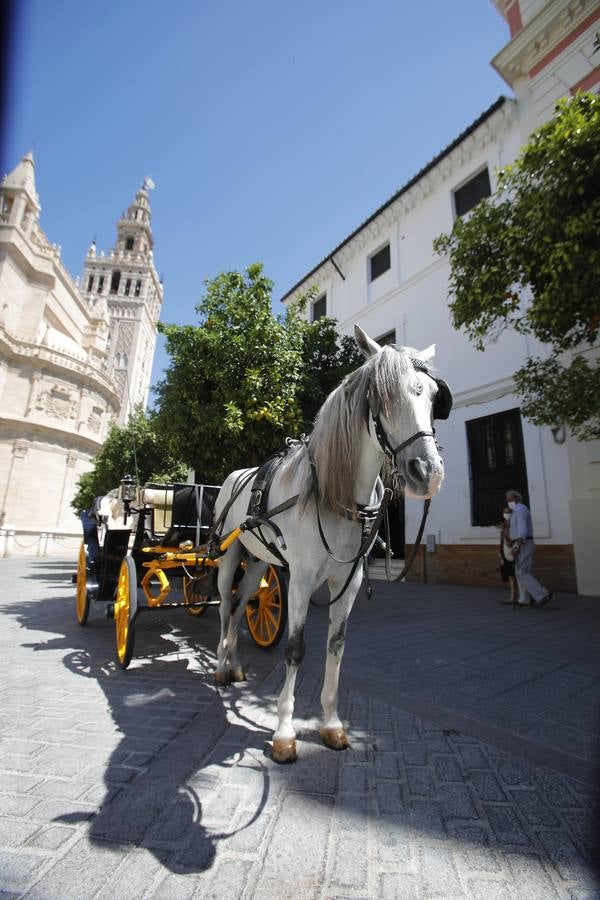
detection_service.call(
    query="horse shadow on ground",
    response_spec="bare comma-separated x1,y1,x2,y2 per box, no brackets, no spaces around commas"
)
4,562,295,875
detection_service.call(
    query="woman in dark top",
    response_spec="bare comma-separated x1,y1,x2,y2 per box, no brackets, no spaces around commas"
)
498,507,517,605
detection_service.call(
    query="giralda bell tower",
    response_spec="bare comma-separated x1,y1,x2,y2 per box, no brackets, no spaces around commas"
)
81,178,163,423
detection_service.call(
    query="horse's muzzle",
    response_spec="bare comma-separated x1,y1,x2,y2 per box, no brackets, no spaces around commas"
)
401,454,444,499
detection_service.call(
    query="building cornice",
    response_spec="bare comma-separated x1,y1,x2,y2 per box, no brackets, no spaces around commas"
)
0,415,105,453
0,324,120,406
491,0,599,84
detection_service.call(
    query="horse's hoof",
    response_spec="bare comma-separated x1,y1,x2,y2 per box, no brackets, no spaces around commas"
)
229,667,246,683
271,738,297,764
320,727,350,751
214,670,230,686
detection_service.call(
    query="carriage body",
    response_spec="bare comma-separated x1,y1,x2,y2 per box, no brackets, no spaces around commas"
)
75,479,287,668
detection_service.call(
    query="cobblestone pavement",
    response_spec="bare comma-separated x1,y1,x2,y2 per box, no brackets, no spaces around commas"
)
0,558,599,898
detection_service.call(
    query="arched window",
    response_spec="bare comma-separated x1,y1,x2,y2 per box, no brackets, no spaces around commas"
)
125,237,134,251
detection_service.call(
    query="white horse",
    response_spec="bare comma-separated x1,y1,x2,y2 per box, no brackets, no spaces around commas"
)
212,325,446,763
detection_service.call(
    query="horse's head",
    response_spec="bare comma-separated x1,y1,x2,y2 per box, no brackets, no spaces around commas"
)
355,325,451,500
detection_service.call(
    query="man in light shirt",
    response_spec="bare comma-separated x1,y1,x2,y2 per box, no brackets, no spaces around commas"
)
506,490,552,609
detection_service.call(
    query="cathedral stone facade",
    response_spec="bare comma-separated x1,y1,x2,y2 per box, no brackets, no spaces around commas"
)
0,153,162,557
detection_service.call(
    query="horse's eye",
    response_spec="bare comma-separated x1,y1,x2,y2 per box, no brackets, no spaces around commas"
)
412,380,423,396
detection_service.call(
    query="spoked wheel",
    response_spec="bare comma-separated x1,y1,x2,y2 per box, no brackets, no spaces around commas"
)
183,575,208,617
246,565,287,649
75,542,91,626
114,557,139,670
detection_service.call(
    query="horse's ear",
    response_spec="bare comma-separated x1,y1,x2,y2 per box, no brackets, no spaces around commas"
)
354,325,381,359
414,343,436,364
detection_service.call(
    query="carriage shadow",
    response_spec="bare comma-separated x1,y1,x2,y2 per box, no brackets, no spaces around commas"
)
5,566,287,875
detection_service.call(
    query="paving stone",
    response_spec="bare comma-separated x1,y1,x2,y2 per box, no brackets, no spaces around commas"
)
25,824,76,851
379,872,419,899
339,764,368,793
419,845,465,896
537,829,592,882
375,815,413,866
0,849,45,891
465,878,514,899
330,834,368,889
335,793,370,832
0,772,43,794
406,767,437,798
469,771,507,802
374,751,402,780
533,770,586,808
505,852,561,899
0,818,40,848
452,826,501,873
484,805,532,847
203,859,253,900
401,743,428,767
376,781,404,815
457,745,489,769
509,788,559,827
440,783,479,819
151,870,199,899
29,778,93,800
0,794,41,817
434,756,463,783
253,794,333,895
407,800,448,841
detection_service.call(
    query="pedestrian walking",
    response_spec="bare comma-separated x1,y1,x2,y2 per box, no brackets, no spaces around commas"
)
505,490,552,609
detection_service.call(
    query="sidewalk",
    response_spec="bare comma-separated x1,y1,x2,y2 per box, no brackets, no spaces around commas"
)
0,557,598,898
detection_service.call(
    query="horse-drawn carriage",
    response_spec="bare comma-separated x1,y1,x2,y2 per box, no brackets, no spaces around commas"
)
75,476,287,669
74,326,451,763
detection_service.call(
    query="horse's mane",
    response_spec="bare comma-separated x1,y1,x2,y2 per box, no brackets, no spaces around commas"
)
286,346,415,512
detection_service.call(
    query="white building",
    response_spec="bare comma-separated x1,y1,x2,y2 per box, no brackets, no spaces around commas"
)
282,0,600,595
0,153,162,557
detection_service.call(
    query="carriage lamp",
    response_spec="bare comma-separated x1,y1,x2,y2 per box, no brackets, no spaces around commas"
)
120,474,136,501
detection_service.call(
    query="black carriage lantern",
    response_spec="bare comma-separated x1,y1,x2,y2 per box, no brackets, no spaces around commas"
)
120,474,136,501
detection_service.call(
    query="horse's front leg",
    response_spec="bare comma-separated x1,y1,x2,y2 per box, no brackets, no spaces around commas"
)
272,575,311,764
225,559,268,683
320,567,362,751
215,542,244,686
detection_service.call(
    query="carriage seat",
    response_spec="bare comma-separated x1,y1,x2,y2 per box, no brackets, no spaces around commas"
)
142,482,221,547
142,485,174,535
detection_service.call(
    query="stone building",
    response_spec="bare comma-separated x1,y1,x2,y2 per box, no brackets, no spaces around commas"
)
282,0,600,594
0,153,162,557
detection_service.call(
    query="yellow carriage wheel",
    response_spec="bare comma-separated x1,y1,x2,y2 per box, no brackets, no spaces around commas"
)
183,575,208,617
245,565,287,649
75,542,91,626
114,557,138,669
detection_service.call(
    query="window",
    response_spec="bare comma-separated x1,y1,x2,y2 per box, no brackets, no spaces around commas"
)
97,276,104,293
376,329,396,347
87,275,94,292
453,168,491,217
124,279,131,297
125,237,134,251
110,270,121,294
466,408,529,526
369,243,391,282
134,279,142,297
311,294,326,321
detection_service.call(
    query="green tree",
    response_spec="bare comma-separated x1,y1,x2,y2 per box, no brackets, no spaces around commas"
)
71,408,187,513
154,264,362,484
434,92,600,440
155,264,304,483
297,315,363,428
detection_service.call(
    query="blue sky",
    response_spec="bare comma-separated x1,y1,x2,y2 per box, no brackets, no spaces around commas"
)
4,0,510,390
